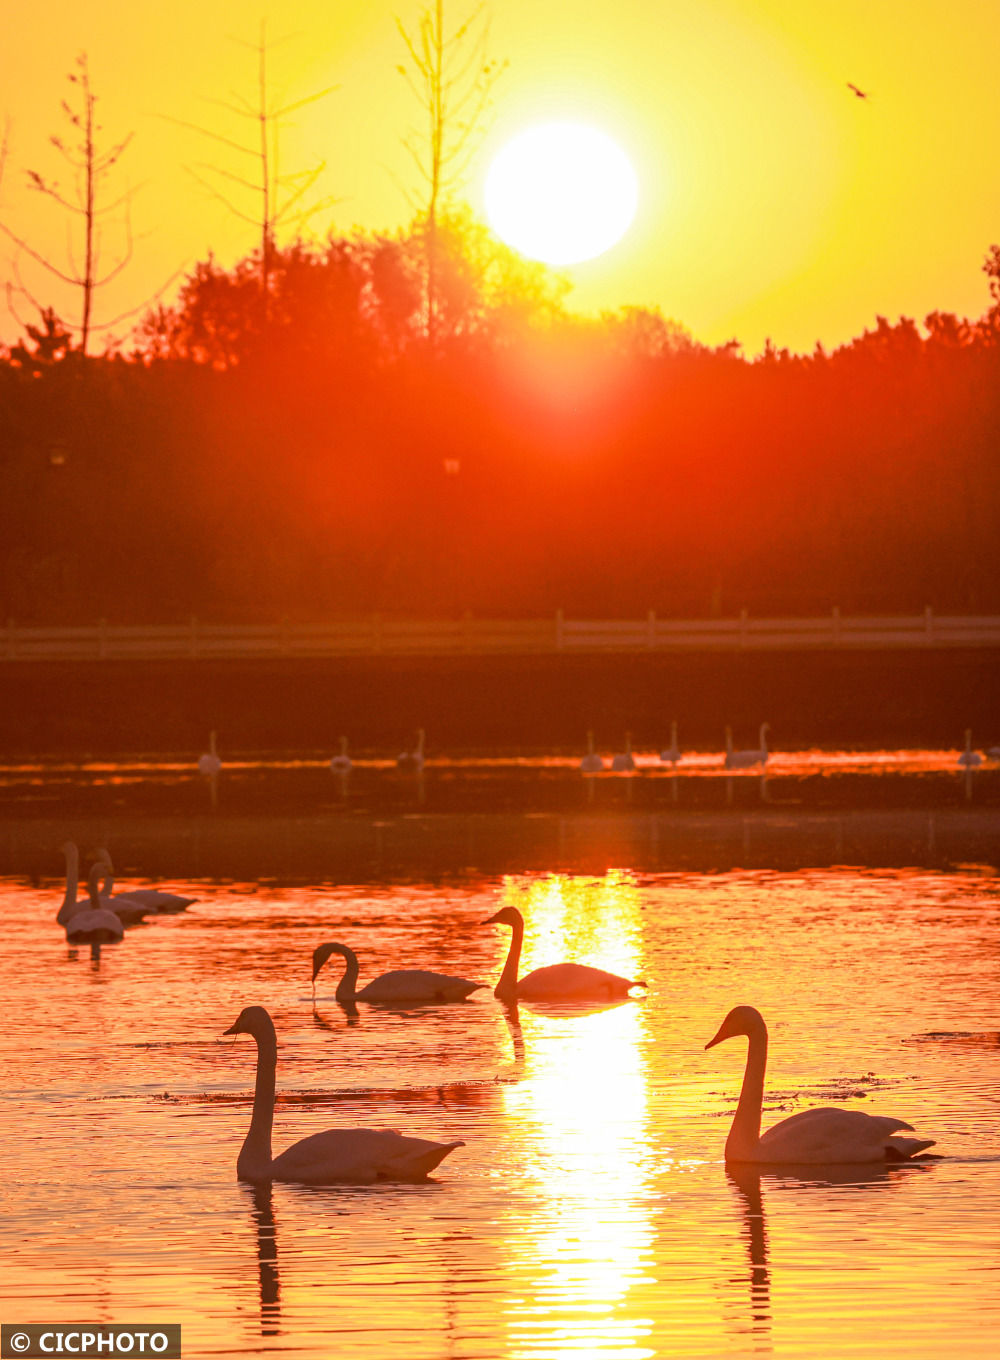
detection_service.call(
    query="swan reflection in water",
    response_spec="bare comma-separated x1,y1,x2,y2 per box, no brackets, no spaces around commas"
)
244,1183,281,1336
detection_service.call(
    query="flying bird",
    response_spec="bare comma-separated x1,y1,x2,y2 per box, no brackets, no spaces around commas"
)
847,83,869,99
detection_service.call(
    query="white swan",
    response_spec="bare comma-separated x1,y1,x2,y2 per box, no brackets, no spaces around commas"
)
198,730,222,776
957,729,984,768
485,905,645,1003
705,1005,935,1164
223,1006,464,1183
396,728,425,773
312,942,483,1004
95,849,195,915
65,862,125,944
610,732,636,772
580,730,605,773
725,723,770,770
58,842,143,925
660,721,683,765
330,736,353,775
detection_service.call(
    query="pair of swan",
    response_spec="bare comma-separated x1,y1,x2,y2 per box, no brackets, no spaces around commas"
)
725,723,770,770
310,906,644,1008
707,1005,935,1163
397,729,425,773
60,843,195,926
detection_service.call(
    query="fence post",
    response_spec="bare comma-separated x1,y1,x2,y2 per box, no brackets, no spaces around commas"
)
555,608,565,651
832,605,841,646
647,609,656,649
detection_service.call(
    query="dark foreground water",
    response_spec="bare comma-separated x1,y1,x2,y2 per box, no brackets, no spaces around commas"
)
1,751,998,1359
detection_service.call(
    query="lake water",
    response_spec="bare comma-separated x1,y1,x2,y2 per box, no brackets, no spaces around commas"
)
1,753,998,1359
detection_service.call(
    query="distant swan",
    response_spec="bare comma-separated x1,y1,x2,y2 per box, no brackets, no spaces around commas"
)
198,730,222,776
65,862,125,944
485,905,645,1003
706,1005,935,1163
725,723,770,770
312,942,483,1004
957,729,983,768
580,730,605,773
330,736,353,774
610,732,636,772
96,848,195,914
397,728,425,773
660,721,682,765
223,1006,463,1183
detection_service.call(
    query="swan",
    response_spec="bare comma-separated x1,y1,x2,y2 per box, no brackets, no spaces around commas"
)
957,729,984,768
660,721,683,765
330,736,353,775
705,1004,935,1163
65,862,125,944
95,848,195,914
198,730,222,776
57,842,144,925
610,732,636,772
396,728,425,773
725,723,770,770
485,905,645,1003
223,1006,463,1183
580,730,605,773
312,942,483,1004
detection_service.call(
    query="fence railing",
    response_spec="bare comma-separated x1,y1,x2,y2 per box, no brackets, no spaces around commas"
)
2,608,999,661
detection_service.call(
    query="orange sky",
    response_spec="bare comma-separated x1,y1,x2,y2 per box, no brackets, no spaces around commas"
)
1,0,999,355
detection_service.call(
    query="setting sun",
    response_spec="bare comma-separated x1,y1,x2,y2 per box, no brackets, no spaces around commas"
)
484,121,639,265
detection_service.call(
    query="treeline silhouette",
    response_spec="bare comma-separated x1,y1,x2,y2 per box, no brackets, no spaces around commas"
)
2,215,999,625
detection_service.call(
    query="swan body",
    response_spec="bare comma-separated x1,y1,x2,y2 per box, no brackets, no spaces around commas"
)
96,849,195,914
224,1006,463,1183
485,905,644,1003
580,729,605,773
397,728,426,773
198,730,222,776
65,862,125,944
706,1005,935,1164
957,729,984,768
725,723,770,770
330,736,353,774
610,732,636,772
660,721,683,765
312,942,483,1004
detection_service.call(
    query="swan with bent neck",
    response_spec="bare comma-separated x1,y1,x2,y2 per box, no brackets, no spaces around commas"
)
224,1006,463,1183
485,905,644,1003
312,942,483,1004
65,862,125,944
706,1005,936,1163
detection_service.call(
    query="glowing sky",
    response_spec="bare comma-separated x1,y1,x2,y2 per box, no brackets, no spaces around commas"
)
1,0,999,354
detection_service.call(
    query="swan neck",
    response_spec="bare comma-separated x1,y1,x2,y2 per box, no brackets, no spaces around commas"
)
494,914,523,1000
239,1026,276,1181
728,1026,767,1160
58,844,79,925
334,947,361,1003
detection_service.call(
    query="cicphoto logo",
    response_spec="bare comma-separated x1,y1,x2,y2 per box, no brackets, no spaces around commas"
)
0,1326,181,1359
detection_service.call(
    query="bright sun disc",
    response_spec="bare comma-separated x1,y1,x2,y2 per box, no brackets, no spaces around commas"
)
485,122,639,266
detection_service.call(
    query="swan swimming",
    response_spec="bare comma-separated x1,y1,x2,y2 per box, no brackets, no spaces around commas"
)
198,731,222,776
580,730,605,773
610,732,636,772
223,1006,464,1183
312,941,483,1004
65,862,125,944
957,729,984,768
706,1004,936,1164
659,721,683,765
725,723,770,770
96,848,196,914
485,905,645,1003
329,736,353,775
397,729,425,773
58,843,144,925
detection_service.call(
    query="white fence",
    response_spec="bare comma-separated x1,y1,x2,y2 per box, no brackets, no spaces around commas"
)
2,608,999,661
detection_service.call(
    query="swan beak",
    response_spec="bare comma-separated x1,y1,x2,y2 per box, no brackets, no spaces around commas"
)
222,1021,239,1036
482,911,502,925
705,1028,726,1050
